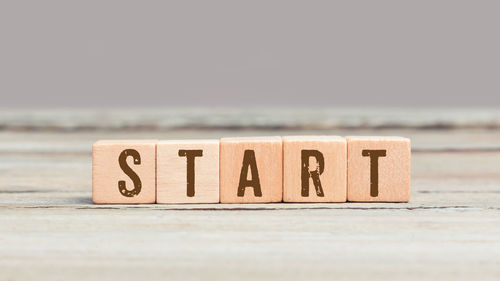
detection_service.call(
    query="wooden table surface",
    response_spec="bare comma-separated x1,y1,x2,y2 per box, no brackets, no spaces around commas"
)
1,109,499,281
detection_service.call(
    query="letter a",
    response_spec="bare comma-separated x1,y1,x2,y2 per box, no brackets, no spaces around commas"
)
237,150,262,197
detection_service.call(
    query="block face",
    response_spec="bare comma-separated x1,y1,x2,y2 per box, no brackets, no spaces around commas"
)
220,137,282,203
156,140,219,204
347,136,411,202
92,140,157,204
283,136,347,202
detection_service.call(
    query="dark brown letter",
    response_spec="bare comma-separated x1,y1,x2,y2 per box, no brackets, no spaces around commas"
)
118,149,142,197
362,150,387,197
237,150,262,197
178,149,203,197
301,150,325,197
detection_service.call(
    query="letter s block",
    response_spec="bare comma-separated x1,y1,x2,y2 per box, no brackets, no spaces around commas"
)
156,140,219,204
347,136,411,202
220,137,282,203
283,136,347,202
92,140,157,204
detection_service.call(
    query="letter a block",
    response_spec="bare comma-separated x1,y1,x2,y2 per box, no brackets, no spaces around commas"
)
283,136,347,202
220,137,282,203
347,136,411,202
92,140,157,204
157,140,219,204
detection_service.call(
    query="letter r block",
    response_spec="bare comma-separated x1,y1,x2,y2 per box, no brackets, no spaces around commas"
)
220,137,282,203
283,136,347,202
92,140,157,204
156,140,219,204
347,136,411,202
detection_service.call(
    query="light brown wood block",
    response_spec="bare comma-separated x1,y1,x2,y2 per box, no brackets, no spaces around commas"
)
283,136,347,202
92,140,157,204
156,139,219,204
347,136,411,202
220,136,282,203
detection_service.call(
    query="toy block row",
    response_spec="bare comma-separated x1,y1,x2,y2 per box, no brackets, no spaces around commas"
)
92,136,411,204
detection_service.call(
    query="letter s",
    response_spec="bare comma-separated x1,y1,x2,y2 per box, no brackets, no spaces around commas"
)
118,149,142,197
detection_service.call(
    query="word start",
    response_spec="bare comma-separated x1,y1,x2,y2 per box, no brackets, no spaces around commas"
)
92,136,410,204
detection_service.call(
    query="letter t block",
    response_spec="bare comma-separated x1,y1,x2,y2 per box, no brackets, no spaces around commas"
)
157,140,220,204
347,136,411,202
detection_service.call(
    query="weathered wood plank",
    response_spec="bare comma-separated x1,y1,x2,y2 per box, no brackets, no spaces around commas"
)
1,108,499,130
0,110,499,281
0,207,499,281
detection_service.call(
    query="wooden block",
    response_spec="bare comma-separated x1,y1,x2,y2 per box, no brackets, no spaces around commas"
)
157,139,219,204
220,136,282,203
283,136,347,202
92,140,157,204
347,136,411,202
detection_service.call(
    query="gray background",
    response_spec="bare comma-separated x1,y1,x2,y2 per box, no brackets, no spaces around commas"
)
1,0,499,108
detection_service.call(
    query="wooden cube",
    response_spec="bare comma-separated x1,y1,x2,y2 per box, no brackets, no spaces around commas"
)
92,140,157,204
157,139,219,204
283,136,347,202
220,137,282,203
347,136,411,202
